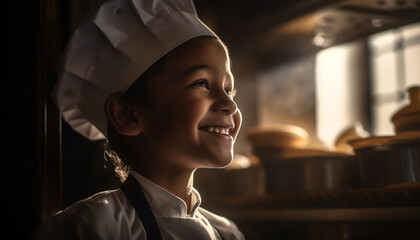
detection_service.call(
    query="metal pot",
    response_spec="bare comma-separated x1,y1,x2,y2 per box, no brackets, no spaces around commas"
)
349,132,420,188
262,154,360,193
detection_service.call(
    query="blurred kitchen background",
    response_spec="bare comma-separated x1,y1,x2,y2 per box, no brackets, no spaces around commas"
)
13,0,420,239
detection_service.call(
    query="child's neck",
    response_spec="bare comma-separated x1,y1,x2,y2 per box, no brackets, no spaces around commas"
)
134,167,196,214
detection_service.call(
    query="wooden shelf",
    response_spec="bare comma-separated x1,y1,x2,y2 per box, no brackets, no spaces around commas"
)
212,186,420,240
220,184,420,210
218,207,420,222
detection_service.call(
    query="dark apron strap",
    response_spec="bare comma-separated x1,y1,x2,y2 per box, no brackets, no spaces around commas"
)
121,174,163,240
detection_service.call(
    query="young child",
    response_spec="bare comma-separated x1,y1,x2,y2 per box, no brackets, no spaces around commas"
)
32,0,244,239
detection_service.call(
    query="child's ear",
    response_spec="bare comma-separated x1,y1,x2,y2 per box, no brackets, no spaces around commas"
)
104,93,143,136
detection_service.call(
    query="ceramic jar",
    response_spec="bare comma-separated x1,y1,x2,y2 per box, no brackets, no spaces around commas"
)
391,86,420,134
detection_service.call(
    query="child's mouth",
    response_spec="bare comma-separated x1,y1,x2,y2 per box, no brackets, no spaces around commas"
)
199,126,232,137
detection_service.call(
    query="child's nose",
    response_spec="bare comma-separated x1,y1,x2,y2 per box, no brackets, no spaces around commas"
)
213,91,238,116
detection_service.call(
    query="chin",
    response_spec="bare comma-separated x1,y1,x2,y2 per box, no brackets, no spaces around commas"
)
204,153,234,169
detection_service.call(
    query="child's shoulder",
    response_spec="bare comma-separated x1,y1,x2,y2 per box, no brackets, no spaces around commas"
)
48,188,136,228
31,189,139,240
60,189,123,215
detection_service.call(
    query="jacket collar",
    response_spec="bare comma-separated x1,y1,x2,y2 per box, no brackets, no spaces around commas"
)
130,170,202,218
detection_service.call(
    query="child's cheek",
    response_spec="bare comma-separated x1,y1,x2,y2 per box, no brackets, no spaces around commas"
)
233,108,243,139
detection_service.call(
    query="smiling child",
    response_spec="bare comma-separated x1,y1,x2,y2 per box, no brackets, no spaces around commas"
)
32,0,244,239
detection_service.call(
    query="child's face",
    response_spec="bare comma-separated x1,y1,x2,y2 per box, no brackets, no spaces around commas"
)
137,37,242,170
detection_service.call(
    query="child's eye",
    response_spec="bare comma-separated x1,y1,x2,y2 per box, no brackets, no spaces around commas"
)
225,88,237,98
192,79,210,89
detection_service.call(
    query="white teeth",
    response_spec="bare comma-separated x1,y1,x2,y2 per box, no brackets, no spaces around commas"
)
203,126,231,135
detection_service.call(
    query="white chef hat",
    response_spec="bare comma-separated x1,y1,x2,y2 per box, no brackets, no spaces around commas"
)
53,0,218,141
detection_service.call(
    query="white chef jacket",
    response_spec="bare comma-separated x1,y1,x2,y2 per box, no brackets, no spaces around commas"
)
32,170,245,240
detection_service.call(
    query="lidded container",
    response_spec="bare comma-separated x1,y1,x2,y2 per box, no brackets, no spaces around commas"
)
348,132,420,188
391,86,420,134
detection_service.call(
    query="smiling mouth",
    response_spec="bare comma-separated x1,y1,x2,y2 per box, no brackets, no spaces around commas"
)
199,126,232,136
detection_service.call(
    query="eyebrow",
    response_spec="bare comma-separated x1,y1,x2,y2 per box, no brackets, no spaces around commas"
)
180,64,213,77
181,64,233,83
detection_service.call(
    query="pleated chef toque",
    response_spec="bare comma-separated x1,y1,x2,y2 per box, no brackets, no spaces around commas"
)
53,0,217,140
